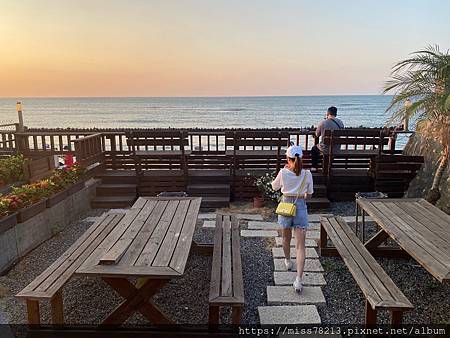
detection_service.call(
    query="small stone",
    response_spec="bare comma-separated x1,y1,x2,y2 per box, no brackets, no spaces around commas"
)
308,214,332,222
198,213,216,219
235,213,264,221
275,237,318,247
272,247,318,259
273,258,324,272
267,286,326,305
241,230,278,238
247,221,278,230
306,231,320,240
202,220,216,228
258,305,321,324
273,271,326,286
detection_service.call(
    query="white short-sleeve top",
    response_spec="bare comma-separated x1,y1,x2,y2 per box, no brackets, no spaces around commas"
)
271,168,314,196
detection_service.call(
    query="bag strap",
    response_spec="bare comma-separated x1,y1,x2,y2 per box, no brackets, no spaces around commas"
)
330,118,343,129
293,170,308,203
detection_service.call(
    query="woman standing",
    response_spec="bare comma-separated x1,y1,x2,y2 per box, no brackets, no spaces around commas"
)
271,145,314,292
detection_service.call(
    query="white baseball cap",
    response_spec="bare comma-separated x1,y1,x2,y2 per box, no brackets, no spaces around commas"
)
286,145,303,158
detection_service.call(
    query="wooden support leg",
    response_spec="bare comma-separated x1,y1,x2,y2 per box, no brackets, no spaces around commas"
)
365,229,390,248
102,277,173,325
231,306,242,324
320,224,327,250
365,300,377,325
50,291,64,325
390,311,403,325
191,241,214,255
26,300,40,325
208,305,220,325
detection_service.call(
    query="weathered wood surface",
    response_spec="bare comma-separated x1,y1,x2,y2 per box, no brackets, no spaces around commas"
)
209,214,244,324
16,213,124,300
357,198,450,284
77,197,201,277
320,216,412,324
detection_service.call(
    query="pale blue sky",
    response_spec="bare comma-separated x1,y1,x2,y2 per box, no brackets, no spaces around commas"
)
0,0,449,96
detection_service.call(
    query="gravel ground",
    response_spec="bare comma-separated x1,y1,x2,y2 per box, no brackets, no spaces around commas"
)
0,208,273,325
319,202,450,324
1,201,448,326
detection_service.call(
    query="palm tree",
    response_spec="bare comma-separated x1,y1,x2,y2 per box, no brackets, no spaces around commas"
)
383,45,450,205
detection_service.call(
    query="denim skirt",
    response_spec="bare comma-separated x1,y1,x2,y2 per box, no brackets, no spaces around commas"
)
278,196,309,229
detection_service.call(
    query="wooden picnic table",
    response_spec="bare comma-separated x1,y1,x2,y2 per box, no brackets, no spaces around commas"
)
356,198,450,284
75,196,202,324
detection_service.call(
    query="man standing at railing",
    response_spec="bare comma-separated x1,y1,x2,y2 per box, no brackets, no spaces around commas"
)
311,106,344,172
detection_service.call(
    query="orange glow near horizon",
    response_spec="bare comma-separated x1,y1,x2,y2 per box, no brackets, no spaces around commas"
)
0,0,448,97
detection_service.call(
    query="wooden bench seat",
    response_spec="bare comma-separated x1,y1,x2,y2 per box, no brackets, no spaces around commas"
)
319,216,413,324
209,214,244,324
16,213,124,324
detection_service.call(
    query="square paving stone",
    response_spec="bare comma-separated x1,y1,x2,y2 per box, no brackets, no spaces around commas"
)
241,230,278,238
258,305,321,324
306,231,320,240
235,213,264,221
198,213,216,219
273,272,326,286
272,247,318,259
267,286,326,305
274,258,324,272
202,220,216,228
275,237,318,247
308,214,332,222
247,221,278,230
308,223,320,231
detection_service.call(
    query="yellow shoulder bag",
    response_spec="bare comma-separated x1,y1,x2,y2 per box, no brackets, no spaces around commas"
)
275,173,307,217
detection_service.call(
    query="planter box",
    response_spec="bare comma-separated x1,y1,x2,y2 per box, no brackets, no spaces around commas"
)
17,200,47,223
67,180,85,195
46,189,69,208
0,213,18,234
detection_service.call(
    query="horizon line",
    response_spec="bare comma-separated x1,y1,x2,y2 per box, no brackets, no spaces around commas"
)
1,94,391,99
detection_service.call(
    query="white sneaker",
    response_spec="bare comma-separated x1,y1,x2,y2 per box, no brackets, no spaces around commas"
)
293,276,303,293
284,259,293,271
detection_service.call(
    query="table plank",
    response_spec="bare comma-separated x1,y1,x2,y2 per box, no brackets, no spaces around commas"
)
99,200,158,265
153,200,190,267
371,202,450,264
359,199,449,283
134,200,180,267
387,202,450,253
170,198,202,273
120,200,169,266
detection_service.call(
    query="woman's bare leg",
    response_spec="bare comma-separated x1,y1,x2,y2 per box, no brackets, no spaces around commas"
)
294,228,307,278
282,228,292,260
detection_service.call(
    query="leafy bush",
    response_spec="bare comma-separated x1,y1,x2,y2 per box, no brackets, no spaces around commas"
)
0,155,28,185
254,172,281,202
0,163,85,218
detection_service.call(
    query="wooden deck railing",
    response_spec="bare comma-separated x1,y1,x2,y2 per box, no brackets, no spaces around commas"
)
71,133,105,167
10,127,406,171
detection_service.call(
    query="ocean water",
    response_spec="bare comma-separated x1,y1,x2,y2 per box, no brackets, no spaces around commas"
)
0,96,397,129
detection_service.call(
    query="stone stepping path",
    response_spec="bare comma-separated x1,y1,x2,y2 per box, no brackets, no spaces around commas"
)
202,220,216,228
198,213,216,219
258,305,321,324
274,258,324,272
272,247,319,259
248,221,321,230
267,286,326,305
274,271,326,286
275,237,318,247
241,230,278,238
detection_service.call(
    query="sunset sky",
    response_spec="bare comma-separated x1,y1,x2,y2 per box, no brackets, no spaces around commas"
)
0,0,448,97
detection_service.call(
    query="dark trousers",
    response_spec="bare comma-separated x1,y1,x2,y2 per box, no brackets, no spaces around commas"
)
311,145,322,168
